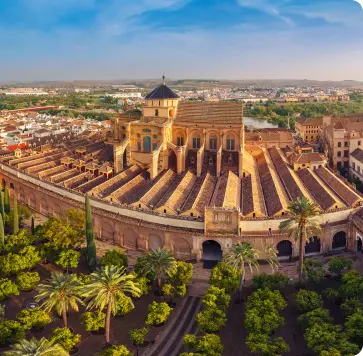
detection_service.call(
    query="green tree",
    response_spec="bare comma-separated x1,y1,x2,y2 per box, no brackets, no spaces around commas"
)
181,334,223,356
341,299,362,317
50,327,81,352
328,257,353,276
225,242,278,300
196,307,227,333
130,327,148,356
115,295,134,316
302,259,325,283
80,265,141,345
100,249,128,269
0,190,5,221
81,311,106,332
202,286,230,311
340,270,363,299
31,216,35,235
4,186,10,213
85,193,96,268
168,261,193,285
12,195,18,235
16,308,51,330
0,320,25,347
35,272,83,328
55,249,80,273
246,333,290,356
279,197,321,281
297,308,333,330
98,345,133,356
252,273,289,290
0,214,4,246
209,262,240,294
345,310,363,344
294,290,323,313
3,337,68,356
0,278,19,300
16,271,40,291
322,288,340,301
145,301,173,326
137,248,176,289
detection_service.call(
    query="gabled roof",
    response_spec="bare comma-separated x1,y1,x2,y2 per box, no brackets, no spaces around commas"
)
145,84,179,100
351,148,363,164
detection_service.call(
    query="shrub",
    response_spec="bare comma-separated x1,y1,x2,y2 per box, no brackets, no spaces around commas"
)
297,308,333,330
341,299,362,317
76,273,92,286
196,308,227,333
252,273,289,290
0,320,25,346
115,295,134,316
145,301,173,326
98,345,133,356
246,333,290,356
328,256,353,276
202,286,231,311
81,311,105,332
132,275,150,297
129,327,148,346
0,278,19,301
15,271,40,291
100,249,128,268
55,249,80,272
322,288,340,300
18,245,41,270
209,262,240,294
294,290,323,313
0,246,40,275
302,259,325,283
176,284,187,297
16,308,51,330
50,327,81,352
3,230,34,253
182,334,223,356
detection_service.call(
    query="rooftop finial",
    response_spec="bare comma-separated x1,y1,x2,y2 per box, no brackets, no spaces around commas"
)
162,74,165,85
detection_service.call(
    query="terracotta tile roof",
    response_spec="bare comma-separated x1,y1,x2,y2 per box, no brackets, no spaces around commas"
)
351,148,363,163
241,175,254,215
296,117,323,126
145,84,179,100
175,101,243,125
293,152,325,164
6,143,27,152
245,130,293,143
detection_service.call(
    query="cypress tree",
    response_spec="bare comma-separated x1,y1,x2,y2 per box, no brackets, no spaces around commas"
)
31,216,35,235
85,193,96,268
13,194,19,235
0,214,4,245
4,186,10,214
0,190,5,221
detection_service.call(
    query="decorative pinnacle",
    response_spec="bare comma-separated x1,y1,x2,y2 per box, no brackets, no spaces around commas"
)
162,74,165,84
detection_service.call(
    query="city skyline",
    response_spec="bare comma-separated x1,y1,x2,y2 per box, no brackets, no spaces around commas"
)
1,0,363,81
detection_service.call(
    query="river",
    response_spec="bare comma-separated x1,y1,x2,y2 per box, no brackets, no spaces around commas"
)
244,117,278,129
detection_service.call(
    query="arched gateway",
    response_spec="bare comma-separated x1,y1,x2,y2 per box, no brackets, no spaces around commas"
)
332,231,347,250
202,240,222,266
277,240,293,258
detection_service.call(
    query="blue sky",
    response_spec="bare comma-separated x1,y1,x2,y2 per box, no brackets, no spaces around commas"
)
1,0,363,81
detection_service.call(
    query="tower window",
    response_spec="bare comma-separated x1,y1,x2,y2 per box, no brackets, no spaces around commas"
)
193,137,201,149
155,109,159,116
177,137,184,146
226,137,235,150
209,136,217,150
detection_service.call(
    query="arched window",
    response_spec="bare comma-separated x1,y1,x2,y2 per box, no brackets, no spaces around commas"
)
192,135,201,149
143,136,151,152
226,136,235,151
177,137,184,146
209,136,217,150
155,109,159,117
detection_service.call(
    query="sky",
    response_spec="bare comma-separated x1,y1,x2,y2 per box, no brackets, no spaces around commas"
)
1,0,363,81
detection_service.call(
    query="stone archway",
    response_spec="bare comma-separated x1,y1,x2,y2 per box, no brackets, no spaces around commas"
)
18,188,25,203
202,240,222,261
276,240,293,258
123,228,137,249
305,236,321,255
29,193,36,210
149,234,163,250
39,198,48,215
332,231,347,250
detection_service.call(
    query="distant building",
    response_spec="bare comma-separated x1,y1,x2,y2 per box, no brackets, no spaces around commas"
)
295,117,323,145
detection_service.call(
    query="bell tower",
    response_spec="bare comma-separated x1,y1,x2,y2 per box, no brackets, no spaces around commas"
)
143,76,180,120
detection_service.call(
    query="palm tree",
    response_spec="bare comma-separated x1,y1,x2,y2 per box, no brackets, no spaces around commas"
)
279,197,321,281
3,337,68,356
80,265,141,345
35,272,83,328
137,248,176,289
